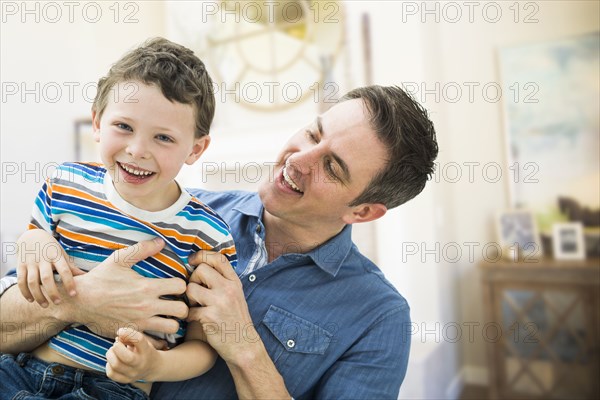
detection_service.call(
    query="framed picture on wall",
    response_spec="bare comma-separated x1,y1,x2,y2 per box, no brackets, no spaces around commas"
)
498,32,600,221
496,210,543,259
74,118,101,163
552,222,586,260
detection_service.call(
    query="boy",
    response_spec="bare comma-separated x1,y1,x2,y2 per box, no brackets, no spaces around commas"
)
5,38,237,399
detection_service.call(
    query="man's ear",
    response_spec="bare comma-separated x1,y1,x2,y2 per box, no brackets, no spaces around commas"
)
92,110,101,143
342,203,387,224
185,135,211,165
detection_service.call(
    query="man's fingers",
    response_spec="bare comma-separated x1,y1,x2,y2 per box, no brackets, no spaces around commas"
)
111,238,165,268
151,277,187,298
145,335,168,351
186,282,210,308
189,262,223,288
186,306,206,323
142,316,182,335
189,251,237,280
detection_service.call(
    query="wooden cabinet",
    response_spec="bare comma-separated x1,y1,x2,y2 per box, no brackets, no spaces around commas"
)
480,259,600,399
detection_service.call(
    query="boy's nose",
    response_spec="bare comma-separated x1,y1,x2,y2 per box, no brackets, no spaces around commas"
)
126,139,150,159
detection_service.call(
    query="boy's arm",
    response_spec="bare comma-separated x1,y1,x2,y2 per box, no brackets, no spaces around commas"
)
0,239,188,354
107,322,216,383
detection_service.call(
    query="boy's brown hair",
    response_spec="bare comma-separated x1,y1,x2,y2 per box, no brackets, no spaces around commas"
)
92,37,215,138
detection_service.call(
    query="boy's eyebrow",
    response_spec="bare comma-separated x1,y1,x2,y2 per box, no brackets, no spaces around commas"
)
315,116,351,183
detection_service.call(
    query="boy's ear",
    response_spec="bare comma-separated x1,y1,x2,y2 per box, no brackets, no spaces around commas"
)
91,110,101,142
185,135,211,165
341,203,387,225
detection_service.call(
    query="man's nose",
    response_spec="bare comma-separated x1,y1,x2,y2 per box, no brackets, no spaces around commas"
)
287,148,320,176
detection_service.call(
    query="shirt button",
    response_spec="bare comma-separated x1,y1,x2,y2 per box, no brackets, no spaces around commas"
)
255,225,262,233
51,365,64,375
248,274,256,282
286,339,295,349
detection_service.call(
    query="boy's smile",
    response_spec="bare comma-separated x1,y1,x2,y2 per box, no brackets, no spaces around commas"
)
92,81,209,211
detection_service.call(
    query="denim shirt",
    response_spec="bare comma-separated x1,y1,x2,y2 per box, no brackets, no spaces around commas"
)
152,190,411,400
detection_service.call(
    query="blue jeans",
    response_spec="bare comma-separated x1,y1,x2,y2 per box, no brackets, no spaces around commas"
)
0,353,148,400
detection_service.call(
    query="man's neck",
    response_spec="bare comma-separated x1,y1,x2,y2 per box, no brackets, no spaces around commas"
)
262,211,345,263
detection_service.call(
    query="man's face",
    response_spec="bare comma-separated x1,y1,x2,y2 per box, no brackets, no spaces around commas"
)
258,99,389,228
93,81,209,211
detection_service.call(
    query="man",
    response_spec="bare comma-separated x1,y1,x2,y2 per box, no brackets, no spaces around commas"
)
0,85,438,399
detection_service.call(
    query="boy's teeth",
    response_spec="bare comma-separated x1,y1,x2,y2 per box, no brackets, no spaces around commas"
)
120,163,153,176
283,167,301,192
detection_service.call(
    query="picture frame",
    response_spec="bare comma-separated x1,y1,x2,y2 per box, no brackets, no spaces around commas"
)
496,210,543,260
74,117,101,163
552,222,586,260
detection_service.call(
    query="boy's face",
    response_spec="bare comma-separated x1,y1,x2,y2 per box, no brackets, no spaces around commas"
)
93,81,209,211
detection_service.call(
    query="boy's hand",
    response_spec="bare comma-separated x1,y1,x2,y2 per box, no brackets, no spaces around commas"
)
106,327,160,384
17,229,85,307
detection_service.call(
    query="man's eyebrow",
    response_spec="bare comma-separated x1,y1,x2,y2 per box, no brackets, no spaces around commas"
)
316,116,351,183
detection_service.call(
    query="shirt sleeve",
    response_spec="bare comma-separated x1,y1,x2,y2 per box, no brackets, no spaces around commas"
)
29,171,58,234
312,305,412,399
213,231,238,272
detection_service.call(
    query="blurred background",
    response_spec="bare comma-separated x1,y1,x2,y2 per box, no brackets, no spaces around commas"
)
1,1,598,399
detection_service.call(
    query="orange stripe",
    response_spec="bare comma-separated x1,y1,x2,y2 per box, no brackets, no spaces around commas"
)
57,227,125,250
52,184,112,209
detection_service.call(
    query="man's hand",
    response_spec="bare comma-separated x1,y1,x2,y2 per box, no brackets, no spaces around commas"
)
185,251,291,398
185,251,259,363
62,238,189,338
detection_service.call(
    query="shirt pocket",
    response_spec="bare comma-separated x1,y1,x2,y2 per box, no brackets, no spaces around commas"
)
257,305,334,393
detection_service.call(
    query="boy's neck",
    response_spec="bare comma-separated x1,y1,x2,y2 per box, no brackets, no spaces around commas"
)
112,178,182,212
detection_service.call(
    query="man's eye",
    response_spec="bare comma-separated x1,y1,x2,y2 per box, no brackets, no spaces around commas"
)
306,130,318,143
156,134,174,143
116,123,132,132
325,160,339,180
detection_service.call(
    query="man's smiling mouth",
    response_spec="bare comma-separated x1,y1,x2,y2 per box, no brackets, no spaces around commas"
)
283,166,303,194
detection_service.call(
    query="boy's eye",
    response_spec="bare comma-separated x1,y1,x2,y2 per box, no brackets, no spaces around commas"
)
156,134,174,143
116,123,132,132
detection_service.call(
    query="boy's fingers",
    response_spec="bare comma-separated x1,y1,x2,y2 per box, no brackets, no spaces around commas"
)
17,263,34,302
26,262,48,307
39,261,61,305
110,340,136,365
54,257,77,296
117,327,144,348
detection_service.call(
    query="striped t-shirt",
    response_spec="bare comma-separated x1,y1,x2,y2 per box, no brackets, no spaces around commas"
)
29,162,237,372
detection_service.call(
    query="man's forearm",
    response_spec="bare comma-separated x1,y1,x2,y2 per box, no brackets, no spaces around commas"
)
0,285,70,353
226,332,291,400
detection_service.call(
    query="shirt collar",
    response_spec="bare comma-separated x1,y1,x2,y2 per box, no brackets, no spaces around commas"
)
232,194,353,277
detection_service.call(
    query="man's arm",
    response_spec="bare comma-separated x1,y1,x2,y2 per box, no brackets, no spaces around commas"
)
0,239,189,354
186,251,291,399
